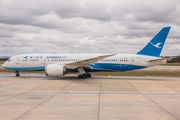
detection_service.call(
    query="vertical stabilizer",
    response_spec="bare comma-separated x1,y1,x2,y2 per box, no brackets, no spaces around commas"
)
137,27,171,57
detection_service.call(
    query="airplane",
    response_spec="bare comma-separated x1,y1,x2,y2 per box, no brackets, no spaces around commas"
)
3,27,171,79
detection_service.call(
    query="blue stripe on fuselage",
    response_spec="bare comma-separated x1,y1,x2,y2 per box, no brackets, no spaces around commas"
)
89,63,147,71
3,66,45,71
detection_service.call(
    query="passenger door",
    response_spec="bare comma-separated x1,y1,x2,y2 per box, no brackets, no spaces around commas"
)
129,57,134,64
15,57,20,65
41,56,47,66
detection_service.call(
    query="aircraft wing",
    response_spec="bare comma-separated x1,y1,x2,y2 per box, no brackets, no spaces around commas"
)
64,54,116,69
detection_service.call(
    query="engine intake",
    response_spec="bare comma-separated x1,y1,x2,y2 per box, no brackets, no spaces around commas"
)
45,64,66,77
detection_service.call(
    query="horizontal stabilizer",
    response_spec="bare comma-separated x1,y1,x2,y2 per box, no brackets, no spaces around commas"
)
146,57,176,62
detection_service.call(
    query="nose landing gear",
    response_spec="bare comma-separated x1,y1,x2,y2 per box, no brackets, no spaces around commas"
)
14,71,20,77
16,73,20,77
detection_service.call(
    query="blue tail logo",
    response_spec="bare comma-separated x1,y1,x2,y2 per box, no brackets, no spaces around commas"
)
150,42,162,48
137,27,171,57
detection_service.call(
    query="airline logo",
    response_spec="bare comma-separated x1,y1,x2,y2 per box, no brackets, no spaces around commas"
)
22,56,28,59
150,42,162,48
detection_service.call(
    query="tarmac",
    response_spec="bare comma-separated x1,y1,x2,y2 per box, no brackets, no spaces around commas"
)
0,73,180,120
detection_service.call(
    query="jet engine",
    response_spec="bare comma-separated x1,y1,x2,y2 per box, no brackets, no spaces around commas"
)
45,64,66,77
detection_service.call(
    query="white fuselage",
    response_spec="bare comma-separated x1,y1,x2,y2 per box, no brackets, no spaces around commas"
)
3,53,166,72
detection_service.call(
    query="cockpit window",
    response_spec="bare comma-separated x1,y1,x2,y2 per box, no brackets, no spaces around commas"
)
7,59,11,62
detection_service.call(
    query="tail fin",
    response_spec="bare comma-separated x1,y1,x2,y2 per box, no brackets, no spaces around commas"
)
137,27,171,57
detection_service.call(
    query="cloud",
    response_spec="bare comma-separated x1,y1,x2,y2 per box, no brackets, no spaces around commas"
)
0,0,180,56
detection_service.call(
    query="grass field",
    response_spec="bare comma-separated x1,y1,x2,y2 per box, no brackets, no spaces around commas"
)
0,61,5,64
90,71,180,76
161,63,180,66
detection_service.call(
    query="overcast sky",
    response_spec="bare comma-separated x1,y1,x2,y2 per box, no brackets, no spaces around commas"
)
0,0,180,56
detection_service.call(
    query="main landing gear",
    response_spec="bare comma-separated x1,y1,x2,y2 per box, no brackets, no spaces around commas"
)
78,73,91,79
14,71,20,77
77,67,91,79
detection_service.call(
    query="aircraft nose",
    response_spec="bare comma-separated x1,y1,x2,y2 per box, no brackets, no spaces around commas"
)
2,62,6,68
2,61,8,69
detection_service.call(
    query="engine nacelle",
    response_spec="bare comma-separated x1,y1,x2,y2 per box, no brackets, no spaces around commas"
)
45,64,66,77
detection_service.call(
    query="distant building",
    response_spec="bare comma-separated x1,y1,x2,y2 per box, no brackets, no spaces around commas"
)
161,55,180,63
0,56,10,61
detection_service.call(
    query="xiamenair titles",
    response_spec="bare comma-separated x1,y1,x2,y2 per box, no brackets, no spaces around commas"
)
2,27,172,79
23,55,67,59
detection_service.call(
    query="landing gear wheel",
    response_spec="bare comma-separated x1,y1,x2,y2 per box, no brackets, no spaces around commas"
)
82,74,87,79
87,73,91,78
16,73,20,77
78,75,83,79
